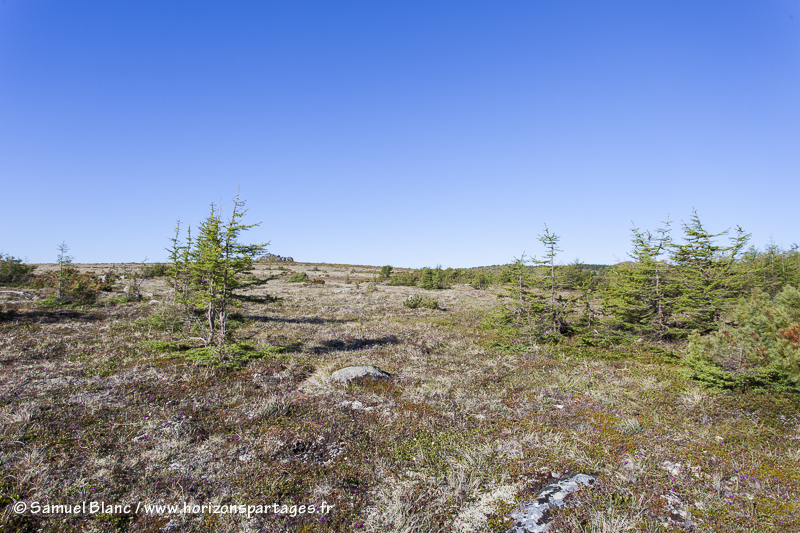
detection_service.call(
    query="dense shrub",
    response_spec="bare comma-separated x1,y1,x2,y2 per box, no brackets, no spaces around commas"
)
0,254,36,286
470,271,494,290
387,271,418,286
380,265,393,280
403,294,440,310
32,266,100,305
419,266,451,290
684,286,800,392
288,272,309,283
140,263,169,278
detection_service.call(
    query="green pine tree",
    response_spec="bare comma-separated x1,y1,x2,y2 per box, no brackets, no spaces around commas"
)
177,191,269,358
602,219,674,338
530,226,570,338
56,242,73,304
494,254,539,347
669,210,750,334
685,285,800,392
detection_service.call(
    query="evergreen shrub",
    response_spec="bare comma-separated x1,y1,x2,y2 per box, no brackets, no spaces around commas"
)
419,266,451,290
470,272,494,290
141,263,169,278
403,295,440,310
387,272,418,286
33,266,100,305
288,272,309,283
0,255,36,286
685,286,800,392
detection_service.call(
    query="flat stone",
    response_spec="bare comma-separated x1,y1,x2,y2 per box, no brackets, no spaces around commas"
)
0,290,30,296
507,474,595,533
333,288,354,293
148,300,161,305
330,365,392,383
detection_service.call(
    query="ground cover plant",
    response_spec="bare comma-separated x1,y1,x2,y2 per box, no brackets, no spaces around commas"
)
1,212,799,532
1,259,798,533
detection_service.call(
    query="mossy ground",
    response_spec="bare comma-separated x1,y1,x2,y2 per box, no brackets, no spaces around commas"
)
0,262,798,532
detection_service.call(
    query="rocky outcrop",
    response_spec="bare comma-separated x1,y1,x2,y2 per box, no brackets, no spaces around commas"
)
259,254,294,262
507,474,596,533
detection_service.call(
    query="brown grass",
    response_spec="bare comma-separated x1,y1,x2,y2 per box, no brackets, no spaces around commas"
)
0,262,798,532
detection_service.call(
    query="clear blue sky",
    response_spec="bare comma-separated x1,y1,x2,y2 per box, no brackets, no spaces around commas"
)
2,1,798,267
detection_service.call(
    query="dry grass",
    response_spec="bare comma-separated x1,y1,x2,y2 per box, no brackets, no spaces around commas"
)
0,262,798,532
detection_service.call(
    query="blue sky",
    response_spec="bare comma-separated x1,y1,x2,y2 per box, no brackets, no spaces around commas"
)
1,1,798,267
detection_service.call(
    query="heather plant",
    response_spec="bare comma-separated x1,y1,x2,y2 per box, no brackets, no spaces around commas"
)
685,285,800,392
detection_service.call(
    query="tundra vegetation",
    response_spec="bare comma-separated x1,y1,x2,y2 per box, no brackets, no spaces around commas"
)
0,208,798,532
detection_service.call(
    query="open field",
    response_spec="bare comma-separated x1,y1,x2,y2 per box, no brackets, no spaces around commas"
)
1,262,799,532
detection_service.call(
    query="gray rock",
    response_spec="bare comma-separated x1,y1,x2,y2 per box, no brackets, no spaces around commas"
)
148,300,161,305
507,474,595,533
0,290,30,297
260,253,295,262
333,288,354,293
330,365,392,383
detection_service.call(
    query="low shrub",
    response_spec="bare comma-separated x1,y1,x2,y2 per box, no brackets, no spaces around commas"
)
186,343,289,369
470,272,494,290
32,266,100,305
140,263,169,278
403,294,440,310
288,272,309,283
0,255,36,286
387,271,418,286
419,266,451,290
685,286,800,392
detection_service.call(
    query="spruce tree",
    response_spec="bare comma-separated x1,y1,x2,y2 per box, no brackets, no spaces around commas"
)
602,219,673,338
497,254,538,347
740,241,800,296
685,285,800,392
669,210,750,334
165,220,194,338
531,226,570,338
56,242,73,304
175,191,269,358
